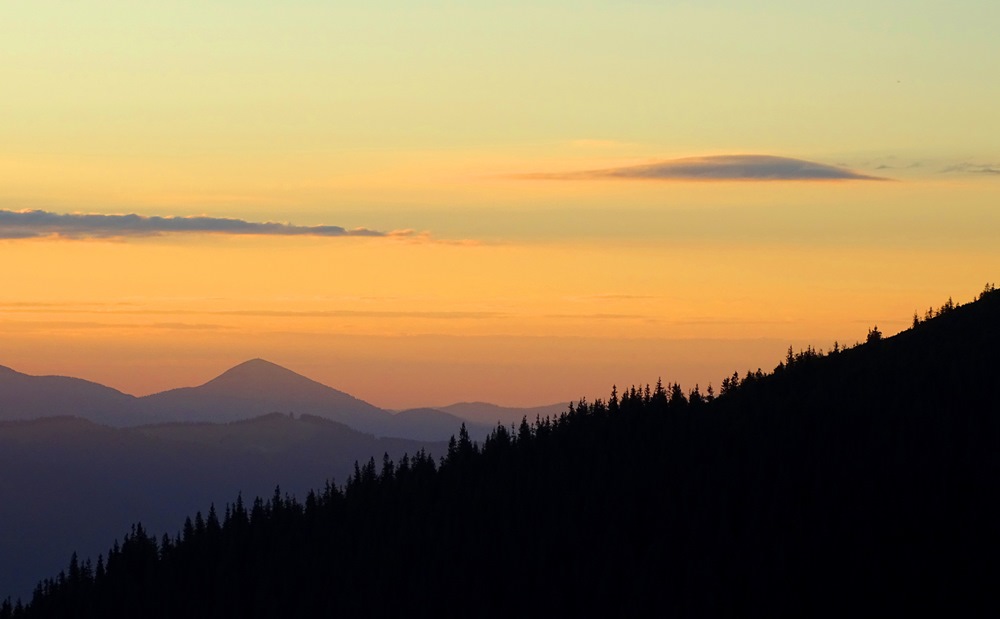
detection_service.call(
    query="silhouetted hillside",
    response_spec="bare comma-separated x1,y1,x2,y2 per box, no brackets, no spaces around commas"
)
0,414,443,602
7,286,1000,617
716,286,1000,415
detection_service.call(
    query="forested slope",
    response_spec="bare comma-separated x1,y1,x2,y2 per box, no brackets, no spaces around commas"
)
7,286,999,617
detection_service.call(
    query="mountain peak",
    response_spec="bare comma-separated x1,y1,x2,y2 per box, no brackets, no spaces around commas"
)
220,358,288,375
138,358,390,430
201,359,320,393
228,358,286,372
240,358,279,367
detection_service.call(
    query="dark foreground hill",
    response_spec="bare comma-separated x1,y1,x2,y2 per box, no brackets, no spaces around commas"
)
0,414,443,603
7,286,1000,617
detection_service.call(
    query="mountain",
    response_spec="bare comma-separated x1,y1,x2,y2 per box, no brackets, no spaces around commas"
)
436,401,570,427
390,401,573,441
390,408,492,442
0,413,444,603
133,412,431,462
0,366,136,426
13,287,999,616
0,359,563,442
137,359,393,434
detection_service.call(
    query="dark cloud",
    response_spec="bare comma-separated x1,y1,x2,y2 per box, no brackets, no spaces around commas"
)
522,154,888,181
0,209,413,240
941,162,1000,176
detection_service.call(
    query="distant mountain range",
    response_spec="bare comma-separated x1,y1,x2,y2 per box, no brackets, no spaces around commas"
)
0,358,569,441
0,358,570,599
434,401,571,427
13,287,1000,615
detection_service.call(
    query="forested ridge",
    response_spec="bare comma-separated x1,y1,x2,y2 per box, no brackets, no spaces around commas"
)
6,285,1000,617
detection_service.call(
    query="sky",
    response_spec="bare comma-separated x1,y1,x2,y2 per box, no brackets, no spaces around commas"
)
1,1,998,408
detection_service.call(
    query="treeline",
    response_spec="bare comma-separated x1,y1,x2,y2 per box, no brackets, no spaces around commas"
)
6,285,1000,617
718,281,998,396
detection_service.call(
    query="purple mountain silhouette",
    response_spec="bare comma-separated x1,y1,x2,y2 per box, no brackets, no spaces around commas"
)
138,359,392,433
0,365,136,425
437,401,570,427
0,359,568,441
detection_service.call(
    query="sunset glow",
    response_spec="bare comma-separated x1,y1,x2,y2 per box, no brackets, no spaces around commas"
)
3,1,998,408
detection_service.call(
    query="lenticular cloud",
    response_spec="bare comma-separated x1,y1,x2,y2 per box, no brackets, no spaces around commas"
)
524,154,887,182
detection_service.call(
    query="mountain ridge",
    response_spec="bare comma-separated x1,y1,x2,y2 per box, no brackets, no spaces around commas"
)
0,359,571,441
13,287,1000,616
137,358,392,433
0,368,136,426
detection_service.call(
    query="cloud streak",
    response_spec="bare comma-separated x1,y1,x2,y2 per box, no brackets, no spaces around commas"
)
0,305,505,320
521,154,888,182
941,162,1000,176
0,209,414,240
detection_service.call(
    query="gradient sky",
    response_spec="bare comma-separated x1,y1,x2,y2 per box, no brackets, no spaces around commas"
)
2,1,998,408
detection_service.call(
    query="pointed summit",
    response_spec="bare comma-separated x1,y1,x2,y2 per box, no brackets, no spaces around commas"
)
219,358,285,374
198,359,327,396
139,359,392,432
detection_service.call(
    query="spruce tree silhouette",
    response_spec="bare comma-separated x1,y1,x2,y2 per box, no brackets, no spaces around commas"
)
10,287,1000,617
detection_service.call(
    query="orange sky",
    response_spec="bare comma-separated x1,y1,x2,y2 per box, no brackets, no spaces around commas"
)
2,212,995,408
2,2,998,409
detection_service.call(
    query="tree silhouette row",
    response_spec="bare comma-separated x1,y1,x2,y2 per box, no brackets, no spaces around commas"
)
6,284,1000,617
